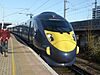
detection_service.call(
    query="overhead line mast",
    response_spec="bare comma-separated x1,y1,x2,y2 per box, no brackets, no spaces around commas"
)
2,7,4,29
64,0,67,19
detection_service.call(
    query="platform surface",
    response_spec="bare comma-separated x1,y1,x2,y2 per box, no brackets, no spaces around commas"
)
0,34,58,75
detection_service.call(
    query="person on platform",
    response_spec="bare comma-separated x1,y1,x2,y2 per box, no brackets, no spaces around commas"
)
0,28,10,57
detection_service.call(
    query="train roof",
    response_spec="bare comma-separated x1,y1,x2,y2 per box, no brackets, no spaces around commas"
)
35,12,64,20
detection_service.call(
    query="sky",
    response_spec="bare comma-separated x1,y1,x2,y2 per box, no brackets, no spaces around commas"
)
0,0,100,23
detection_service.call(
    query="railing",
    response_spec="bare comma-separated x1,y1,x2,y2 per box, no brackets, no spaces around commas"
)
71,19,100,31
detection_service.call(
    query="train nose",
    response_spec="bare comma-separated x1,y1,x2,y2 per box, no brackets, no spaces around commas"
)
53,40,76,52
50,41,77,63
51,47,76,63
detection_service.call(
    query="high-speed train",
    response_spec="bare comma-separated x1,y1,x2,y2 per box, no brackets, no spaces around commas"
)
12,12,79,66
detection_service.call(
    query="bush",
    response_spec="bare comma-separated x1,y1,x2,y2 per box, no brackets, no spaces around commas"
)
87,35,100,62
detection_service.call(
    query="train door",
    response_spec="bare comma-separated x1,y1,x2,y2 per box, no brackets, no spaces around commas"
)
30,20,37,44
28,21,32,43
29,21,35,44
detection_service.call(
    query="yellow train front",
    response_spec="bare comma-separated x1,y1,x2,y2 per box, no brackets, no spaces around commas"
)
37,12,79,66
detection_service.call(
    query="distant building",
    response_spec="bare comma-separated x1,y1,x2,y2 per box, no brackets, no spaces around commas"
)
92,6,100,19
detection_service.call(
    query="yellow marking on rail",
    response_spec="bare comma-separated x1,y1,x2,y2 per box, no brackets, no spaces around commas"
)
11,38,16,75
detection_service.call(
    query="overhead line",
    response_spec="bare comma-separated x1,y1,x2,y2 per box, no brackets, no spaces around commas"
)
43,0,62,10
71,2,90,9
34,0,63,14
0,9,29,19
28,0,40,10
32,0,50,13
68,4,93,13
15,0,62,24
66,5,92,20
70,0,91,8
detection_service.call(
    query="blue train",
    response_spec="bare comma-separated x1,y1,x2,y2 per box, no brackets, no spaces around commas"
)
11,12,79,66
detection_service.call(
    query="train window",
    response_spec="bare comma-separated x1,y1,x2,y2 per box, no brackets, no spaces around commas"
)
34,21,38,32
41,19,73,32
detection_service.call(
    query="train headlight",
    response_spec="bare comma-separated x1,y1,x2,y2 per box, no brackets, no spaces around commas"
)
46,47,50,55
47,34,54,42
76,46,79,54
64,53,68,56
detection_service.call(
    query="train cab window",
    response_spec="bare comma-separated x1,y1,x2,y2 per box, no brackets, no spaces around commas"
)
33,20,38,32
41,19,73,32
31,20,37,35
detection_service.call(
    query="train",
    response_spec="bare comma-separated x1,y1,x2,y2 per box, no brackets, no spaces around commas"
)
11,12,79,66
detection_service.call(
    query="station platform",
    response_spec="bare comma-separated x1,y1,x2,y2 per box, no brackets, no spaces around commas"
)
0,34,58,75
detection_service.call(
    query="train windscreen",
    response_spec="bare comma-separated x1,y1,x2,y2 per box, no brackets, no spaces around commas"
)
41,19,73,32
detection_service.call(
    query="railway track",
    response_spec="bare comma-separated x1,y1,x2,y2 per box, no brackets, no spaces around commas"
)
70,65,91,75
52,66,75,75
52,65,91,75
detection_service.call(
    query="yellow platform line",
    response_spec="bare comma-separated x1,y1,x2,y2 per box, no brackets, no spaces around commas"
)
11,38,16,75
